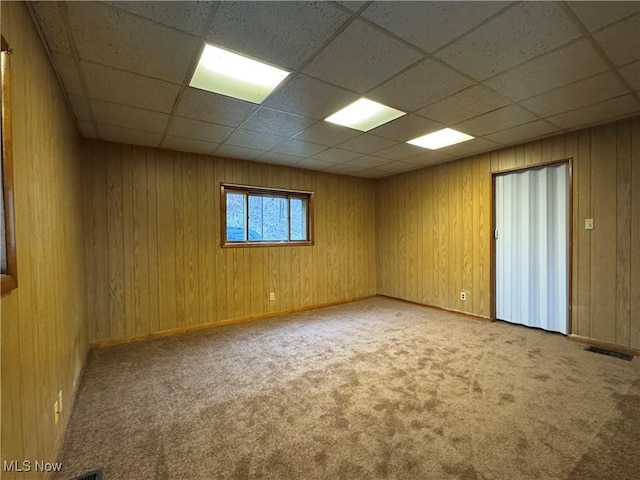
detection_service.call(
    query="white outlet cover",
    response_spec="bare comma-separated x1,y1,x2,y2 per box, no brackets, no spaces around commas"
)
585,218,594,230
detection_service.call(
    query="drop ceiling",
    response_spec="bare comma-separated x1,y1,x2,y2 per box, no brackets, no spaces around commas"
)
28,1,640,178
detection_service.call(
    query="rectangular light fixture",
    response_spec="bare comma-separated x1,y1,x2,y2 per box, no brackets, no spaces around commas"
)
325,98,405,132
189,44,290,104
407,128,474,149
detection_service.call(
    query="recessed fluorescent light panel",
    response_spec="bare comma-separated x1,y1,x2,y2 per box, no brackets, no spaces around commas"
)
407,128,474,150
325,98,405,132
189,44,290,104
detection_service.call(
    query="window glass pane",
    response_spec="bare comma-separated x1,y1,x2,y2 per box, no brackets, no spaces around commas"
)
290,197,307,241
250,195,287,241
226,192,246,241
248,195,264,241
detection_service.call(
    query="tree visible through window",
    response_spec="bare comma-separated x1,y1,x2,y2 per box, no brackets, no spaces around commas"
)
222,184,313,246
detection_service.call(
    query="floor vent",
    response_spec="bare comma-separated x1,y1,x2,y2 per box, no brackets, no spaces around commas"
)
586,346,634,361
70,470,103,480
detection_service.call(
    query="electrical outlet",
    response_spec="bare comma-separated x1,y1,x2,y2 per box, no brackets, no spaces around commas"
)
585,218,594,230
54,400,60,425
58,390,63,414
269,292,275,301
460,291,467,301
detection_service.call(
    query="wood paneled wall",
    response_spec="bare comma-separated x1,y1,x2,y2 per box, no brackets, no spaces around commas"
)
82,140,377,344
377,116,640,350
1,2,88,478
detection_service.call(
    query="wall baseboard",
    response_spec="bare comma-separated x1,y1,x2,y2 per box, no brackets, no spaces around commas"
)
376,294,494,322
90,295,377,349
569,334,640,357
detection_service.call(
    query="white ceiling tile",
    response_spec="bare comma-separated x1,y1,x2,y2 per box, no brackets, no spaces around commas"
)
337,134,397,154
161,136,219,155
207,2,349,71
439,138,502,157
176,88,258,127
620,61,640,91
78,121,97,138
593,14,640,67
214,145,264,161
31,1,72,54
335,2,367,13
484,39,609,101
302,19,423,93
68,2,199,84
436,2,581,80
242,108,316,138
103,1,213,36
271,139,328,157
374,161,423,174
375,143,424,161
324,164,366,176
257,152,303,166
293,158,334,171
417,85,510,124
263,74,359,120
91,100,170,133
312,148,362,164
97,124,162,147
568,1,639,32
484,120,560,145
370,59,474,111
346,156,394,168
356,169,388,179
363,1,511,53
369,114,444,142
50,52,84,96
547,94,640,130
407,150,455,166
521,72,629,117
293,122,361,146
167,117,234,143
224,129,288,151
81,62,180,113
454,105,538,137
68,94,91,122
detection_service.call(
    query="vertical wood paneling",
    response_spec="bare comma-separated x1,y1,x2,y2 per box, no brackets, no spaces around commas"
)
576,129,592,337
462,159,473,307
184,157,200,327
590,123,617,343
376,117,640,350
147,149,160,334
1,3,88,477
631,117,640,349
122,145,135,338
106,145,126,339
174,154,186,328
616,121,631,345
131,147,150,336
157,151,177,331
83,142,377,342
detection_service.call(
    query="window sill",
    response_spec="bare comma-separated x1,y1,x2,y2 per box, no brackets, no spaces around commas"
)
1,274,17,296
222,241,314,248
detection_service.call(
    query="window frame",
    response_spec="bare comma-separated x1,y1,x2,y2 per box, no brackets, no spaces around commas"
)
1,35,17,295
220,183,314,248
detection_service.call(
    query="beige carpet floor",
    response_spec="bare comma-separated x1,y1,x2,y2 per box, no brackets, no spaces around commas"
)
56,297,640,480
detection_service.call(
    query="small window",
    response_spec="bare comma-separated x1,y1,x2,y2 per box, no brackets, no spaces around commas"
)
221,184,313,247
1,35,17,295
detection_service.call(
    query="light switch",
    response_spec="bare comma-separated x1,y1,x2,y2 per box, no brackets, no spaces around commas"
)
585,218,594,230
